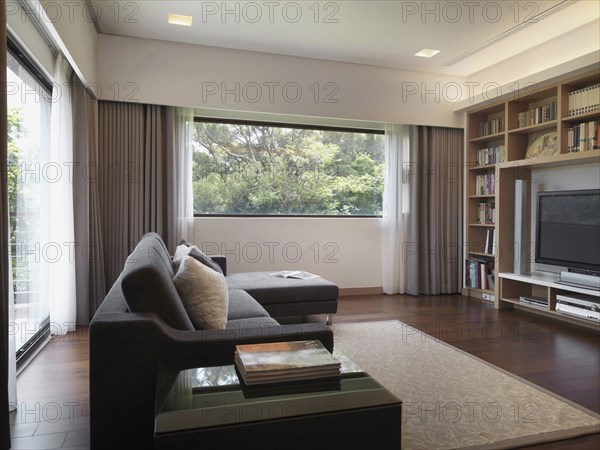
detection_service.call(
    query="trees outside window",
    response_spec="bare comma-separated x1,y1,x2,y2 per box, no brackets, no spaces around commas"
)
192,121,384,216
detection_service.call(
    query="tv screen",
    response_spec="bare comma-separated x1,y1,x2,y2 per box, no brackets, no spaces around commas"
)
536,189,600,273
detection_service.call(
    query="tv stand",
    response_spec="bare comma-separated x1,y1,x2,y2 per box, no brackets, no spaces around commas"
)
499,272,600,329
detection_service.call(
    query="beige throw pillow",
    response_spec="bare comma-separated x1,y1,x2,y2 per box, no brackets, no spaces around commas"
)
172,255,229,330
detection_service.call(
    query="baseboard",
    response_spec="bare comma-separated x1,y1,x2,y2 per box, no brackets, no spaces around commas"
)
339,287,383,297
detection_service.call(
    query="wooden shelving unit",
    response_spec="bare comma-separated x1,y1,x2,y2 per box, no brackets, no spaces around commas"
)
464,70,600,321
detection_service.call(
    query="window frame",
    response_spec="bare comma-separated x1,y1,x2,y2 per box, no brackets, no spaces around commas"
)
192,117,385,218
7,34,54,370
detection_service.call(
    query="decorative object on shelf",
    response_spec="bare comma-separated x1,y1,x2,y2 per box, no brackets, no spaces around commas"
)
525,131,558,158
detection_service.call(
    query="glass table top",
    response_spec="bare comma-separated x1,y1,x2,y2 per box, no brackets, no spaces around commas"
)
155,351,400,434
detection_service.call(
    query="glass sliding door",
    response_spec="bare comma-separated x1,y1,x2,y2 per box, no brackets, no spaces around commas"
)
6,39,52,367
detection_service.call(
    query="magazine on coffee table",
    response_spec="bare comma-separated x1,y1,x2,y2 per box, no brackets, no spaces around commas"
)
234,340,340,385
269,271,320,280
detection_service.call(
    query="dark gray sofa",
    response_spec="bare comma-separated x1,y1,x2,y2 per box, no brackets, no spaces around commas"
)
89,233,334,450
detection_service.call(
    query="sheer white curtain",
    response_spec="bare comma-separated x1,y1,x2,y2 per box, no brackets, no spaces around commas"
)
382,124,413,294
44,55,76,334
174,107,195,243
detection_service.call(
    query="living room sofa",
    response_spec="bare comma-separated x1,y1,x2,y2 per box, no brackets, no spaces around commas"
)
89,233,335,450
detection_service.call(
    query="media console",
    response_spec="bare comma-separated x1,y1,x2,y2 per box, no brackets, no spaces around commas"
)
499,272,600,329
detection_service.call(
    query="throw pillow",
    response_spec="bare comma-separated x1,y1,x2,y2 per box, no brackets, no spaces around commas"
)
188,246,224,275
172,243,223,274
173,255,229,330
172,244,190,271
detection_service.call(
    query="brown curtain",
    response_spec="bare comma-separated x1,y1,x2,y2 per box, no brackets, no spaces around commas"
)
73,79,106,322
97,101,173,288
406,126,463,295
1,3,12,448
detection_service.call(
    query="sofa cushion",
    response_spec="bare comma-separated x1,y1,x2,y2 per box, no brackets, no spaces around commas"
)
121,255,194,331
226,272,339,305
173,256,229,330
227,290,271,320
225,316,279,331
177,240,223,274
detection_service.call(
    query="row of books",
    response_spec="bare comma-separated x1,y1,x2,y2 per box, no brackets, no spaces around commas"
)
475,173,495,196
478,117,504,137
568,84,600,117
465,257,495,291
477,201,495,225
234,340,341,397
475,145,506,166
517,101,556,128
567,121,600,152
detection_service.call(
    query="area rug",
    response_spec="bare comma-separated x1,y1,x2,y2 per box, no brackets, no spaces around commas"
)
333,320,599,449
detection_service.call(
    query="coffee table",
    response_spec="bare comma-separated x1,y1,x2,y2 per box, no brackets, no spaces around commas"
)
154,352,402,449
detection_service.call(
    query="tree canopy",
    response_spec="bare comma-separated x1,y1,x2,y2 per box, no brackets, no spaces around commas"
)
192,123,384,215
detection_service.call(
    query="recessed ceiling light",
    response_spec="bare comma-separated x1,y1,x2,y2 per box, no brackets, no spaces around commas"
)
168,13,193,26
415,49,440,58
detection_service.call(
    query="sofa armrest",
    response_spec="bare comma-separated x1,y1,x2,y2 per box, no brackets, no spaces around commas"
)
161,322,333,370
210,255,227,275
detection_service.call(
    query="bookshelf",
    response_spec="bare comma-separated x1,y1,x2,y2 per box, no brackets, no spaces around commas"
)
464,70,600,324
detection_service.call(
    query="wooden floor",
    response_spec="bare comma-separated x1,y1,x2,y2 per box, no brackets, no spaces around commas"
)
9,294,600,449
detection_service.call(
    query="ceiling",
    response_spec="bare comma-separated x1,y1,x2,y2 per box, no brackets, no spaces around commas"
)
94,0,600,76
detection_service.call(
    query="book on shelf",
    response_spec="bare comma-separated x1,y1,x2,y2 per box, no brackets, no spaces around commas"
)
475,145,505,166
484,228,496,255
568,84,600,116
477,201,495,224
234,340,341,386
475,173,495,196
517,100,556,128
478,116,504,137
466,256,495,290
270,270,320,280
567,121,600,152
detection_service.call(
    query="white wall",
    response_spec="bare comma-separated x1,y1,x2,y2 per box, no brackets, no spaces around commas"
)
96,34,464,128
192,217,383,289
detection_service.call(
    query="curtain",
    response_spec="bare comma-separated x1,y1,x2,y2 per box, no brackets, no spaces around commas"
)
1,2,12,447
73,78,105,323
166,107,195,252
382,125,463,295
382,124,413,294
405,126,464,295
42,55,76,334
97,101,171,287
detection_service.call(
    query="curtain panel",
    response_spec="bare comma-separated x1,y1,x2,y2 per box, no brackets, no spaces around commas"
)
406,126,464,295
97,101,174,288
382,125,463,295
73,79,105,323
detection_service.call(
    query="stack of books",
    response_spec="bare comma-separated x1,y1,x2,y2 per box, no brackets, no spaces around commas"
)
234,340,341,397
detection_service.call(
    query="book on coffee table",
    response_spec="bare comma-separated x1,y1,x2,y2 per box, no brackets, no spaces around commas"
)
234,340,341,386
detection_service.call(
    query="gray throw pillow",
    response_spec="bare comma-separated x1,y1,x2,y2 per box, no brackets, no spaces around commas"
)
188,246,224,275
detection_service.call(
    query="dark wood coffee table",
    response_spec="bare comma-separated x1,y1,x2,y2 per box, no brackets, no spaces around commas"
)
154,353,402,449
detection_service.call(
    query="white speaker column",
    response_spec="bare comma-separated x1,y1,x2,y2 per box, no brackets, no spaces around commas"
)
514,180,529,274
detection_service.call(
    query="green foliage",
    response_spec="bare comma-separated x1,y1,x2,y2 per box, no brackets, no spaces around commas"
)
7,107,24,241
192,123,384,215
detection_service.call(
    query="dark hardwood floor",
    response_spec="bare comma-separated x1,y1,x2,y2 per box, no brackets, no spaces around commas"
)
10,294,600,449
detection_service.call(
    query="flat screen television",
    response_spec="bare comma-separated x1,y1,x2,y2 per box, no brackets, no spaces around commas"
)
535,189,600,274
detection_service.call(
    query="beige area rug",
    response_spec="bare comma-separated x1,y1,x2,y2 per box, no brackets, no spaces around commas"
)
333,320,600,449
